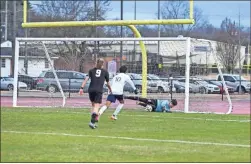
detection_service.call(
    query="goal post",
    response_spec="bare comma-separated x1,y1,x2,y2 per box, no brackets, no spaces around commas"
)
41,41,66,107
13,37,232,114
196,39,233,114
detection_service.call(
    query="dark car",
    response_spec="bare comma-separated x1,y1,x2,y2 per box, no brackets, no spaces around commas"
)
206,80,235,94
18,74,37,90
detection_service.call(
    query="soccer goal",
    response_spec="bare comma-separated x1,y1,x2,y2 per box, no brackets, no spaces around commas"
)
12,37,232,114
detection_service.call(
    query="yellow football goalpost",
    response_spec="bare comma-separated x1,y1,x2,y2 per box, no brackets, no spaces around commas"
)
22,0,194,98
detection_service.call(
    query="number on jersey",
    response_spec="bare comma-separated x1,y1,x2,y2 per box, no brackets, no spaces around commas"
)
96,69,101,77
115,77,121,82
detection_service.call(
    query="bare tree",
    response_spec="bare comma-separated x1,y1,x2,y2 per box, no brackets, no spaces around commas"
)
216,42,239,73
28,1,110,72
215,17,247,73
160,1,209,37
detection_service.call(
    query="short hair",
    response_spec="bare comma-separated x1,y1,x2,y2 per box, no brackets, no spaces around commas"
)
171,99,177,106
119,65,127,73
96,58,104,68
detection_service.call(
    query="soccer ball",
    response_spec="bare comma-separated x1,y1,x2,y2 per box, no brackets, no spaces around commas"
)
145,105,152,112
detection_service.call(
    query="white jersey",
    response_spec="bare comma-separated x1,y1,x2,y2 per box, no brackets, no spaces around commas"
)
110,73,136,95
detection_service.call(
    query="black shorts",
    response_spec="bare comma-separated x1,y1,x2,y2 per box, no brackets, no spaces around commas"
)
106,94,124,103
88,92,103,104
149,99,157,111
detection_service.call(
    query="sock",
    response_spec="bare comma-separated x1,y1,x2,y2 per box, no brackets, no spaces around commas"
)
113,104,124,116
91,112,97,123
99,105,107,115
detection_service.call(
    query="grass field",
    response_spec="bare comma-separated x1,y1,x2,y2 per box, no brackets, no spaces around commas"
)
1,107,250,162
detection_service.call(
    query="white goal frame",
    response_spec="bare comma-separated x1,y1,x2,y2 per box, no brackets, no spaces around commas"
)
13,37,232,114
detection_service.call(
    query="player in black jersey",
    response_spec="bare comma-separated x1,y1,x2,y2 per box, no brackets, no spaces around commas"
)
79,58,112,129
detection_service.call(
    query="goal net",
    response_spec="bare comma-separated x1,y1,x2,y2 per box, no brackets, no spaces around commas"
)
12,37,232,114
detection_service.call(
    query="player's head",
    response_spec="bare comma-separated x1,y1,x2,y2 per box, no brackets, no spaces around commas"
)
119,65,127,73
96,58,104,69
169,99,177,108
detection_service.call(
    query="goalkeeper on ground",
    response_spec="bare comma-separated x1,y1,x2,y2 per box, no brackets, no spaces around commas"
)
124,96,177,112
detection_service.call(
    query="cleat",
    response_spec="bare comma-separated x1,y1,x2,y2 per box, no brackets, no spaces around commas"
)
89,122,96,129
136,101,140,105
110,115,118,120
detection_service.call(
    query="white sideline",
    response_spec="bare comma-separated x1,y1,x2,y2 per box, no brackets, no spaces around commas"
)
2,130,250,148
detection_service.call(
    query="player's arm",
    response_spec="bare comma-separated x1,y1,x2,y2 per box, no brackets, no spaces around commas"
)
79,71,90,94
126,76,138,94
105,71,112,93
81,76,89,88
161,106,166,112
161,102,172,113
160,102,167,112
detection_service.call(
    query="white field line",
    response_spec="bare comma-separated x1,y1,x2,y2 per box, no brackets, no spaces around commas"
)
2,130,250,148
1,109,250,123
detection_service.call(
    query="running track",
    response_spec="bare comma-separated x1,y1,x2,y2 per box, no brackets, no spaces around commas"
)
1,96,250,115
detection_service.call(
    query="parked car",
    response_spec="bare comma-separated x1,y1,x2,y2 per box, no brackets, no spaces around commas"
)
172,80,187,93
206,80,235,94
0,77,27,91
178,78,206,94
194,80,220,94
124,73,158,93
216,74,250,93
36,70,108,93
18,74,37,90
147,74,175,93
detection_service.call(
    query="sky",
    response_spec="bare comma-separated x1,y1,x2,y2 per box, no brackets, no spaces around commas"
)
30,1,250,29
104,1,250,28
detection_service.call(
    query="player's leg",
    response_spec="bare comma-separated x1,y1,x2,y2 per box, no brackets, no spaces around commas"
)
88,92,98,129
98,94,115,116
125,96,155,105
88,92,103,129
98,101,111,116
137,102,148,107
92,92,103,122
111,95,124,120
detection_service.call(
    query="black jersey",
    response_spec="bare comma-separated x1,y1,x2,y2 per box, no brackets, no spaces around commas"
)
88,68,109,93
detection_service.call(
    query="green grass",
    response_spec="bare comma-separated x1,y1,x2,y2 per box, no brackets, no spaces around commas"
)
1,107,250,162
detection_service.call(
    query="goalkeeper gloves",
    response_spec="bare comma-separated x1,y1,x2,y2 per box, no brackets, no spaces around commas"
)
134,89,139,94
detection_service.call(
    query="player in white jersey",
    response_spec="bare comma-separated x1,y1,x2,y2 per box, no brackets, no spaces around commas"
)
98,65,138,120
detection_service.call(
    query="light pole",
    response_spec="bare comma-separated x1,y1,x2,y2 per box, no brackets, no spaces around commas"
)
5,1,8,41
157,0,160,66
11,0,17,76
238,8,242,94
94,0,97,62
120,0,123,67
133,0,136,71
24,4,30,74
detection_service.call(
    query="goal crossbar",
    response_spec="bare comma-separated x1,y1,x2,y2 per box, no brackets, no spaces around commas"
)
16,37,189,42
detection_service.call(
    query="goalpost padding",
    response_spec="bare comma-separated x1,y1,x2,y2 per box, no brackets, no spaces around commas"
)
13,37,233,114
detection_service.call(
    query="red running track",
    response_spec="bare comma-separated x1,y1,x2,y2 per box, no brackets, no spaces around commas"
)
0,96,250,115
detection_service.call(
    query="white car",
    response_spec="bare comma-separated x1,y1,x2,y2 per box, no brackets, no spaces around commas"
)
148,74,176,93
195,80,220,94
0,77,27,91
216,74,251,93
